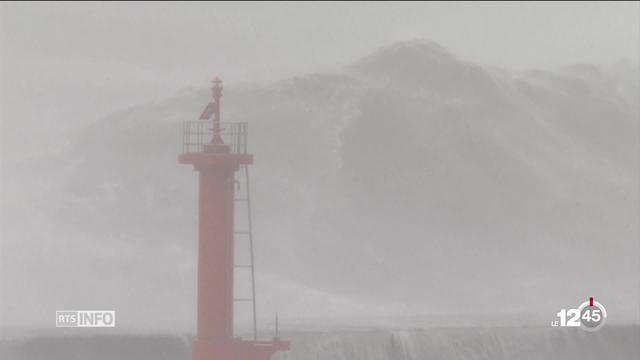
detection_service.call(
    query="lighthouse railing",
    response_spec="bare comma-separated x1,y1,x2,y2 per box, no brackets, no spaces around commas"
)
182,121,248,154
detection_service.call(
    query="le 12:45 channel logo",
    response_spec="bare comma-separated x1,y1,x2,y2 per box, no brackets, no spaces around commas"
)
551,297,607,331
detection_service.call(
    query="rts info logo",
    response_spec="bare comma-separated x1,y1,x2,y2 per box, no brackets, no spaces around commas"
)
56,310,116,328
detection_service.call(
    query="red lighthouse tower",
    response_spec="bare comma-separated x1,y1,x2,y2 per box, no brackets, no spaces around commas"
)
179,77,289,360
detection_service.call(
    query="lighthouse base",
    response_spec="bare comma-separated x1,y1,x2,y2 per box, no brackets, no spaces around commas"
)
193,338,290,360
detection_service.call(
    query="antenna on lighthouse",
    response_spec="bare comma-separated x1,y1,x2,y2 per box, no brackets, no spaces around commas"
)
198,76,224,145
210,76,224,144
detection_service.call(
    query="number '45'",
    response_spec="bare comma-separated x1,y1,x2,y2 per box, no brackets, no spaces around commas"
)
581,309,601,323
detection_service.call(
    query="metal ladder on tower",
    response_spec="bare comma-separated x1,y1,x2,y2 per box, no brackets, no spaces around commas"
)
234,164,258,341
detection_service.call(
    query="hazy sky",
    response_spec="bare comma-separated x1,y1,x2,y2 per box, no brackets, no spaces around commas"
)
1,2,639,331
1,2,639,155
